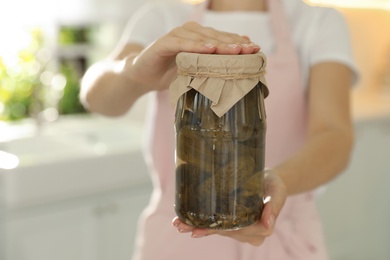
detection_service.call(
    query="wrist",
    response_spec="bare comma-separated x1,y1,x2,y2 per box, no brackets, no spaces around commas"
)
119,54,151,96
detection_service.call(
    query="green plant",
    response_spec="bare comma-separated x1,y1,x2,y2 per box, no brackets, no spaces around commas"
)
57,59,87,115
0,28,44,121
0,27,88,122
59,26,91,46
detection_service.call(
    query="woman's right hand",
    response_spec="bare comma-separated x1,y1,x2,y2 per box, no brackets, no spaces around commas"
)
80,22,260,116
128,21,260,91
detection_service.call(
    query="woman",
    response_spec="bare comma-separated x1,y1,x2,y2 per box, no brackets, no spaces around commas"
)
80,0,357,259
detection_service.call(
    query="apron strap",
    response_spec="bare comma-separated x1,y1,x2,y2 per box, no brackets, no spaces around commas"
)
267,0,295,57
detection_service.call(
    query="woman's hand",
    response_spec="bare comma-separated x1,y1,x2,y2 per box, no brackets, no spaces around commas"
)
172,170,287,246
128,21,260,91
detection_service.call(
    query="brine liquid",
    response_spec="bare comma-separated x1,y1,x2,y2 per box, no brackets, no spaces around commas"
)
174,86,267,230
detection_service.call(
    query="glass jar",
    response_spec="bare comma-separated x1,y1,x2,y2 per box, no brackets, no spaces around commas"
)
172,53,268,230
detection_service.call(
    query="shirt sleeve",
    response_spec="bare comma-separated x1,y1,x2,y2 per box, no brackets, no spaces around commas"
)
307,8,360,84
119,2,168,48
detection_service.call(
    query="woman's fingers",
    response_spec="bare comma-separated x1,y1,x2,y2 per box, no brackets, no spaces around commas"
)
171,169,288,246
182,21,249,45
158,21,260,55
262,170,287,225
157,35,258,56
172,217,195,233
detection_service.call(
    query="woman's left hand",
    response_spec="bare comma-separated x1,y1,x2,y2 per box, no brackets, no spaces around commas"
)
172,170,287,246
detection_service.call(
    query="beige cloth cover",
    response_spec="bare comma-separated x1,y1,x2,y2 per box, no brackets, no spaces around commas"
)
170,52,268,117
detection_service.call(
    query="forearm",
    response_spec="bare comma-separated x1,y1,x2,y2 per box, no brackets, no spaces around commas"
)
80,55,150,117
274,126,354,196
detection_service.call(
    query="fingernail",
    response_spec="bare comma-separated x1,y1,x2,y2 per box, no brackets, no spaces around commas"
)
172,219,180,228
243,42,257,47
227,44,240,49
204,43,216,49
178,228,191,233
267,215,275,230
191,233,205,238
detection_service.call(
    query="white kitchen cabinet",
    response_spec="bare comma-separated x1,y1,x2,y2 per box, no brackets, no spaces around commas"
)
5,184,152,260
0,115,151,260
316,116,390,260
6,203,99,260
98,187,152,260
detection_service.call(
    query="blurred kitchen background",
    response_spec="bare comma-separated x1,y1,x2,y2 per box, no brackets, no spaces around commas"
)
0,0,389,259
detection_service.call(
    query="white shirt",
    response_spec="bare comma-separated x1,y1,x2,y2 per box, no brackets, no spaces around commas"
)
122,0,358,86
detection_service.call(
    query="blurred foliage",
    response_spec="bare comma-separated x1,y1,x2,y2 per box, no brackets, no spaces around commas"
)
59,26,92,45
57,59,86,115
0,28,44,121
57,25,91,115
0,26,89,122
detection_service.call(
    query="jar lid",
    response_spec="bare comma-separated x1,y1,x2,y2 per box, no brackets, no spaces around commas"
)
170,52,268,117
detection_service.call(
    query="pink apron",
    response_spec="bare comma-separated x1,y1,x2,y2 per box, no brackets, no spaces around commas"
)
133,0,329,259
